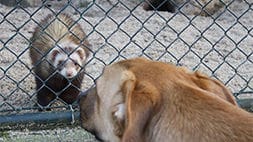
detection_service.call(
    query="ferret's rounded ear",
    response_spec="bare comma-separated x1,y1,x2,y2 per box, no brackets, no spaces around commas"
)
76,48,86,61
49,48,60,61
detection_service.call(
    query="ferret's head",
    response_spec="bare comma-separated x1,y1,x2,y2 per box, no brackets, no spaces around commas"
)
48,42,87,78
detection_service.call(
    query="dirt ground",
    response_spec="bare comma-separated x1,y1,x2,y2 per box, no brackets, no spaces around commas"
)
0,0,252,141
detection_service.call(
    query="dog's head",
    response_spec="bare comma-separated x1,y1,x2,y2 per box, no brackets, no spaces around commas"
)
79,63,138,142
79,58,237,142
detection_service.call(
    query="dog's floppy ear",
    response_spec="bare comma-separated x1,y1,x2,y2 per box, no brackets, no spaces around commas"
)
111,71,136,137
122,79,160,142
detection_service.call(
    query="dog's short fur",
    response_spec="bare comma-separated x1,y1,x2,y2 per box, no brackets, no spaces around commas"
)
79,58,253,142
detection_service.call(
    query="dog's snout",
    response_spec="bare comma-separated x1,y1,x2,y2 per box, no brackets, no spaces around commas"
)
77,90,88,103
94,133,104,142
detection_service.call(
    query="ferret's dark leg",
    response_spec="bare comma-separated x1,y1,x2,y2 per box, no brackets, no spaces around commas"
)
59,85,80,105
35,77,56,110
59,73,84,105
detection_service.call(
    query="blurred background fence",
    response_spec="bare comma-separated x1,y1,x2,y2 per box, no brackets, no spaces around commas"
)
0,0,252,130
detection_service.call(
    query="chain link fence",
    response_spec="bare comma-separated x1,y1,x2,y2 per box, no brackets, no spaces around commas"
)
0,0,252,131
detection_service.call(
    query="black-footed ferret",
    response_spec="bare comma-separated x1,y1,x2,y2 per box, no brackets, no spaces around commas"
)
29,13,90,109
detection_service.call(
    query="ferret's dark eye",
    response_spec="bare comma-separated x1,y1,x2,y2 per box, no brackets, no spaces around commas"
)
74,61,79,66
58,60,63,65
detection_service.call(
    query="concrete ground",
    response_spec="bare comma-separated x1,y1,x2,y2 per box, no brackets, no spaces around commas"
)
0,127,98,142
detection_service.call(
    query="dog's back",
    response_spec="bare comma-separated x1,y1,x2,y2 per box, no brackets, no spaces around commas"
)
117,58,252,142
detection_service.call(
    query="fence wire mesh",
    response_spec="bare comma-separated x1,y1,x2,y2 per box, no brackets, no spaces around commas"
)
0,0,252,123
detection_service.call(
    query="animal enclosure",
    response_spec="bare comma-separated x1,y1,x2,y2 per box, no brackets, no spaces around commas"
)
0,0,252,138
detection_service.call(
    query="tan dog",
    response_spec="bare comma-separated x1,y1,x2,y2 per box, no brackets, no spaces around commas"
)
79,58,253,142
